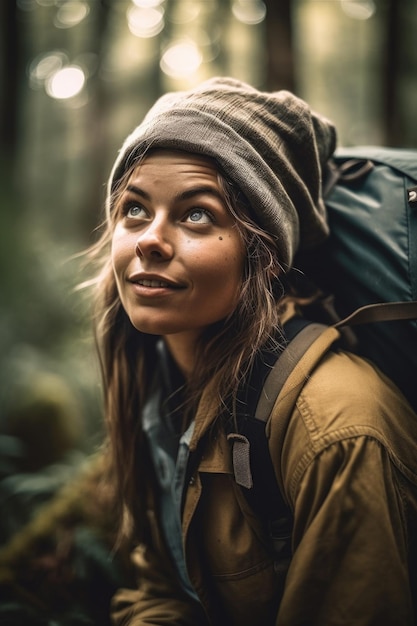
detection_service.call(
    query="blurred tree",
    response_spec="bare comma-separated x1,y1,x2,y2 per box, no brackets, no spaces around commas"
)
76,0,115,239
293,0,417,147
264,0,295,91
382,0,415,146
0,0,20,161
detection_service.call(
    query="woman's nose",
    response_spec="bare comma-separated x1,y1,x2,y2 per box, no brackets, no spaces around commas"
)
135,218,174,261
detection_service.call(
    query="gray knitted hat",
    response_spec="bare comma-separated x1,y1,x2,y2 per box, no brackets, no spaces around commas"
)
108,77,337,269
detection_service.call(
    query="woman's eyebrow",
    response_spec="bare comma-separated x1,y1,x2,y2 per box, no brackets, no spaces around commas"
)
125,184,224,203
173,186,224,202
126,184,151,200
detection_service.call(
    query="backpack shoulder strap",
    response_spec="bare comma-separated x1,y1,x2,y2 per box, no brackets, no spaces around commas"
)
228,319,331,490
254,320,329,422
227,318,337,558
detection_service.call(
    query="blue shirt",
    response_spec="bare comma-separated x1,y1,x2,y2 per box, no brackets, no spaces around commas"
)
142,344,198,600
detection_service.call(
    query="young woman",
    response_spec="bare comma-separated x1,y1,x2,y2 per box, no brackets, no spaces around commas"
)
90,77,417,625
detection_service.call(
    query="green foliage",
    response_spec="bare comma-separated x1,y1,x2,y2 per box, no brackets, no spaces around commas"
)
0,445,133,625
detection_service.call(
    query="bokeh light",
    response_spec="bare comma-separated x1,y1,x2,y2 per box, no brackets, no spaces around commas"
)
232,0,267,25
132,0,164,7
340,0,376,20
45,66,86,100
28,51,68,89
160,40,203,78
127,5,165,38
54,1,90,29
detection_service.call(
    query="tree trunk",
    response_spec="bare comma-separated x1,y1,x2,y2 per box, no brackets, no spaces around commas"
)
264,0,295,91
383,0,401,146
0,0,20,161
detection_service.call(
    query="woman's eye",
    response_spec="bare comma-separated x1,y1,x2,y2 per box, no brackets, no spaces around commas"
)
126,204,146,218
186,209,213,224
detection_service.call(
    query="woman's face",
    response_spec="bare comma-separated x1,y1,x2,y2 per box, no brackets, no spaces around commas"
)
111,150,245,349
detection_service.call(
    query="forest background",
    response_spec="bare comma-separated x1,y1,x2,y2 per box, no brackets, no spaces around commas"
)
0,1,416,622
1,0,416,454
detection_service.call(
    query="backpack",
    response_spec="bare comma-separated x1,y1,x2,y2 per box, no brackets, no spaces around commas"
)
227,146,417,556
298,146,417,410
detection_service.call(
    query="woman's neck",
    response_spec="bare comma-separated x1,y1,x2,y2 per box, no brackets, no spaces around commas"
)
162,331,200,379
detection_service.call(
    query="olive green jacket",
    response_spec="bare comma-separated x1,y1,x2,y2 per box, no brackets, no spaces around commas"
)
111,327,417,625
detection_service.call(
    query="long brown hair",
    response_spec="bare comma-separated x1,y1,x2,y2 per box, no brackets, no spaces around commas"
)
88,151,286,541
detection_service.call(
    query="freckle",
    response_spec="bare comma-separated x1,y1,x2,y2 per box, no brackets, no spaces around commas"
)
219,236,223,240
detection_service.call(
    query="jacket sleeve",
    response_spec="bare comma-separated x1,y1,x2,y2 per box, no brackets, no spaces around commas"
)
277,435,414,626
111,542,207,626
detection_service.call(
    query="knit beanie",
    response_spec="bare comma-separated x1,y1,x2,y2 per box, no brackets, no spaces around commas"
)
108,77,337,269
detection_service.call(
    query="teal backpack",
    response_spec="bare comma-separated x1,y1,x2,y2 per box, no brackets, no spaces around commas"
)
301,146,417,411
227,146,417,556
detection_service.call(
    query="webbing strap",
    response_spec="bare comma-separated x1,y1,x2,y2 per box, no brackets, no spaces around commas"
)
227,433,253,489
335,300,417,328
229,323,329,489
255,323,328,422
